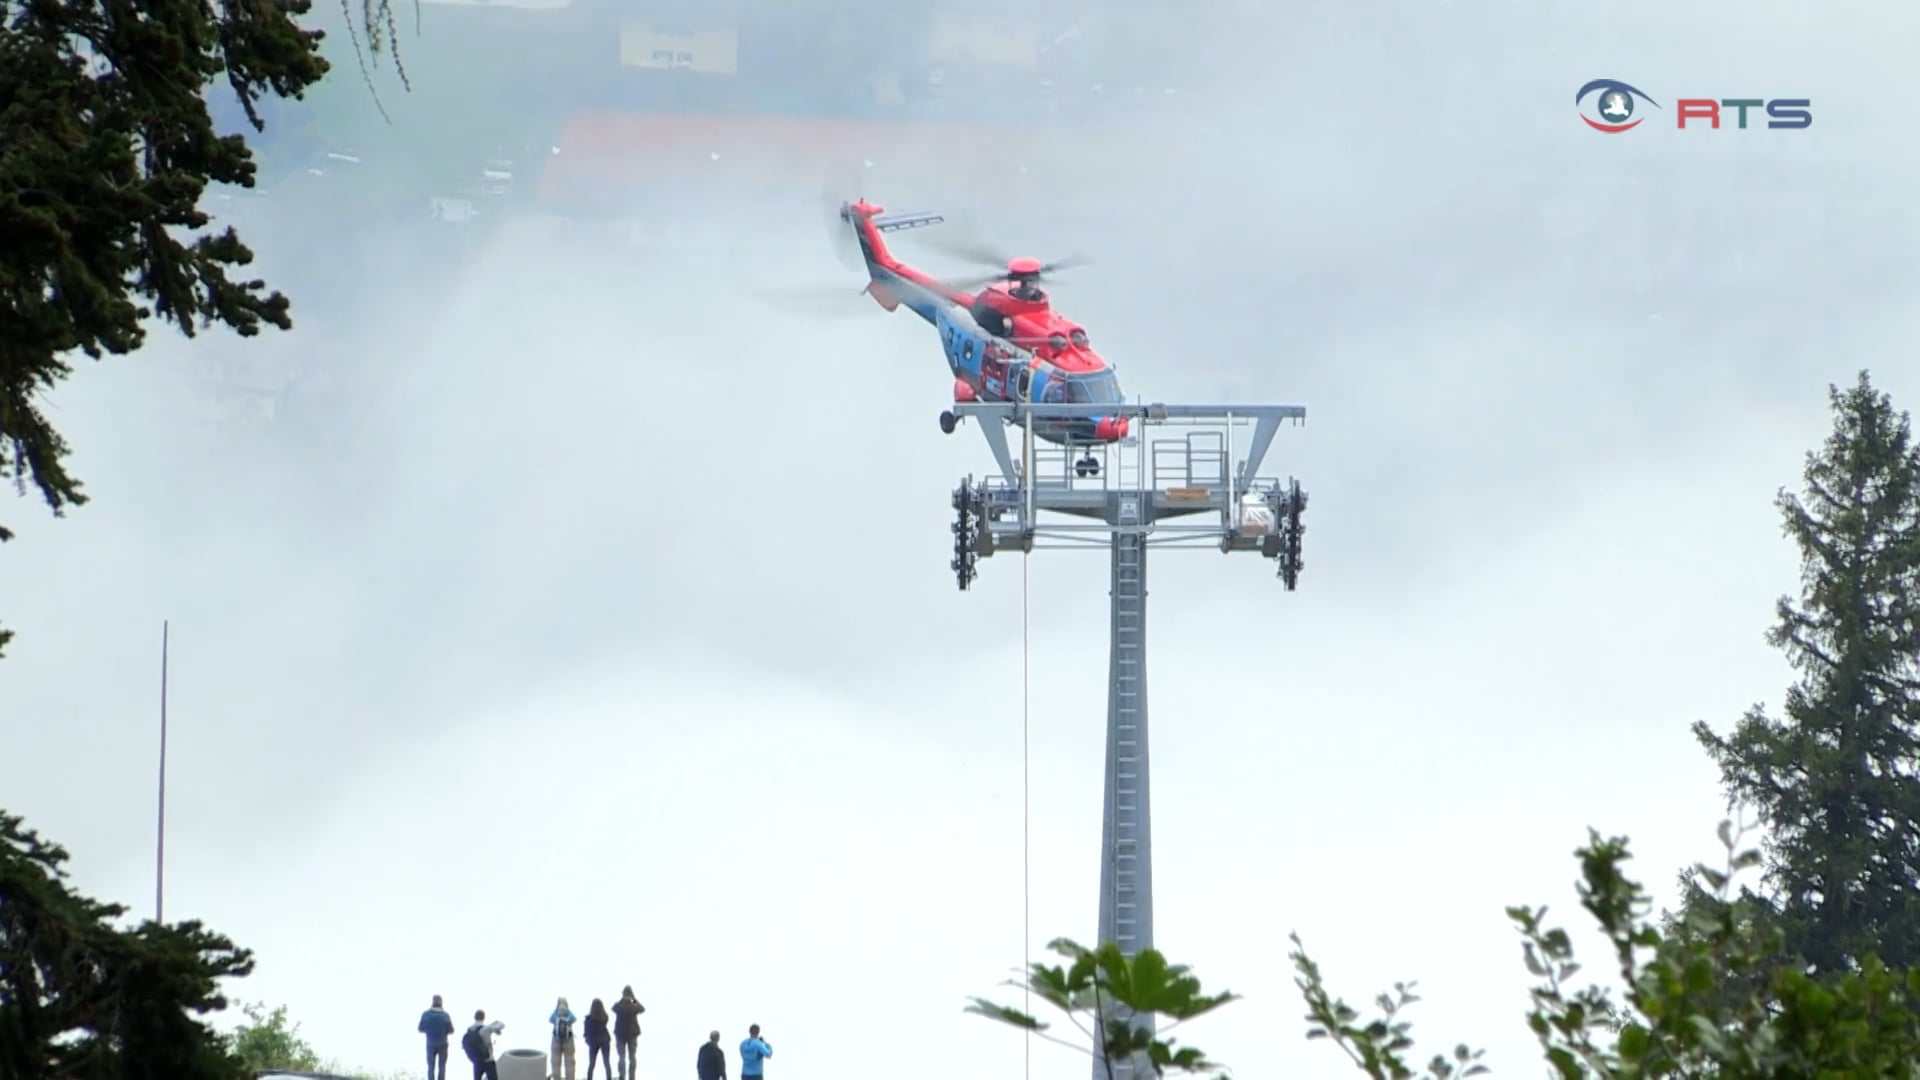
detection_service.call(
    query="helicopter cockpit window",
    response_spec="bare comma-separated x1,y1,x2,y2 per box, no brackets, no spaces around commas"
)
1066,370,1122,404
1069,329,1089,348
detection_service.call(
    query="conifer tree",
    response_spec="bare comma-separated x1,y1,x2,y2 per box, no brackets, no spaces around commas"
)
1,0,334,652
0,810,257,1080
1691,369,1920,974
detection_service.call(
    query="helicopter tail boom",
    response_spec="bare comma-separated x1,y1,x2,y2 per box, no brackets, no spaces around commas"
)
841,199,966,322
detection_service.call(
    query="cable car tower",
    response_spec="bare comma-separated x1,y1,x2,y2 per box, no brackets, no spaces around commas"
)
948,399,1307,1080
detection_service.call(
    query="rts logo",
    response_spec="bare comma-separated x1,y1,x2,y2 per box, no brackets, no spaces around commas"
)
1575,78,1812,132
1576,78,1659,132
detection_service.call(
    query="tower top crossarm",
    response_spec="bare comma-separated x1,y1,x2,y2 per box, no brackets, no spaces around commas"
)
947,398,1309,591
952,400,1306,491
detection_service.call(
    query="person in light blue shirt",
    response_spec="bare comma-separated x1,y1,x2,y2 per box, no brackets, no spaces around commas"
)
738,1025,772,1078
418,994,455,1080
551,997,580,1080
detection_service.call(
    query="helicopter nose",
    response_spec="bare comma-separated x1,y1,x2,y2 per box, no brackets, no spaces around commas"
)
1095,416,1128,441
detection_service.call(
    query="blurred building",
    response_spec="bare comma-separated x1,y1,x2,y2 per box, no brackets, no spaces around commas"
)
382,0,1236,214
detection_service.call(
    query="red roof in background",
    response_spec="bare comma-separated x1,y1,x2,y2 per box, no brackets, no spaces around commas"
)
537,110,1120,204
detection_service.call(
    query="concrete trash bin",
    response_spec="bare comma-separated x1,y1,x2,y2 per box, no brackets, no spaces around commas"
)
497,1047,547,1080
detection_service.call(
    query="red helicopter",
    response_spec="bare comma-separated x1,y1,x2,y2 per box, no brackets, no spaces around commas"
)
835,197,1128,476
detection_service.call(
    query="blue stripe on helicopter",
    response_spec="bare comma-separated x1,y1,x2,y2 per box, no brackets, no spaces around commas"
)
871,264,942,323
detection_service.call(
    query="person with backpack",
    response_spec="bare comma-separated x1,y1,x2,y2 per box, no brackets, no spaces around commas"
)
582,999,612,1080
738,1025,771,1080
550,996,579,1080
463,1011,505,1080
611,986,645,1080
418,994,456,1080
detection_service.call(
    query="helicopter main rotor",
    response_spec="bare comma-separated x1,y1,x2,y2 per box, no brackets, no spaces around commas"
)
916,233,1093,290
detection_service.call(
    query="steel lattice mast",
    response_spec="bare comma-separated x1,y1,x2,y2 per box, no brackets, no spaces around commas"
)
949,400,1307,1080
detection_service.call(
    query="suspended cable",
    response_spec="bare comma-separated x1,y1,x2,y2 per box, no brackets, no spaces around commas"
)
1022,545,1032,1080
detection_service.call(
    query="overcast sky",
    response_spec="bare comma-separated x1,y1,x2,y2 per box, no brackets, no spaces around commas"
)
4,1,1919,1077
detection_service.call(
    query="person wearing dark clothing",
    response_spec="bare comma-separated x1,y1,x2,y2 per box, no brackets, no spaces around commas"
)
612,985,646,1080
419,995,455,1080
696,1030,727,1080
465,1011,505,1080
968,266,1050,341
584,999,613,1080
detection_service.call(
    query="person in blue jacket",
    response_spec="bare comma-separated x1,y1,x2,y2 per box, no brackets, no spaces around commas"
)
738,1025,772,1078
418,994,456,1080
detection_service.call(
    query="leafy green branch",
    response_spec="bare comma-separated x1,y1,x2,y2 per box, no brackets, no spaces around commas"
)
967,937,1239,1078
1289,934,1488,1079
1293,819,1920,1078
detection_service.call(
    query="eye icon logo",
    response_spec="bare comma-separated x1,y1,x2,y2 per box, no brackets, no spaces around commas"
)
1576,78,1660,132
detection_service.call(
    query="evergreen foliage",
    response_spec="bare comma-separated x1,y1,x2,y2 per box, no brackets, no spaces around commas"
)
1289,373,1920,1076
0,809,257,1080
0,0,331,649
1690,369,1920,974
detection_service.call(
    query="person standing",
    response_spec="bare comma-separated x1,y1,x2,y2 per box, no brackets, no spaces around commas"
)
419,995,456,1080
696,1030,726,1080
583,999,612,1080
465,1011,505,1080
550,997,579,1080
611,986,646,1080
738,1025,771,1080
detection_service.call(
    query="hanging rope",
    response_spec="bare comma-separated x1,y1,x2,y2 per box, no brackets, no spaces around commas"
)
1022,545,1033,1080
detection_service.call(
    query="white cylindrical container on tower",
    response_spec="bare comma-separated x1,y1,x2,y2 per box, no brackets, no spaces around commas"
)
497,1047,548,1080
1237,491,1275,535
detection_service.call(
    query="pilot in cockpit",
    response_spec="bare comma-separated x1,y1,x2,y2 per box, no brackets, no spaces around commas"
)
970,268,1048,341
1009,269,1047,304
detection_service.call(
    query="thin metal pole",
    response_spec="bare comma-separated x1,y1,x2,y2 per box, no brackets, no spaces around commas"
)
156,620,169,924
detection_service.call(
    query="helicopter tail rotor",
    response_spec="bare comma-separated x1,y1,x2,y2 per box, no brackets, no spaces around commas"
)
820,196,865,273
819,159,877,271
764,168,903,316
